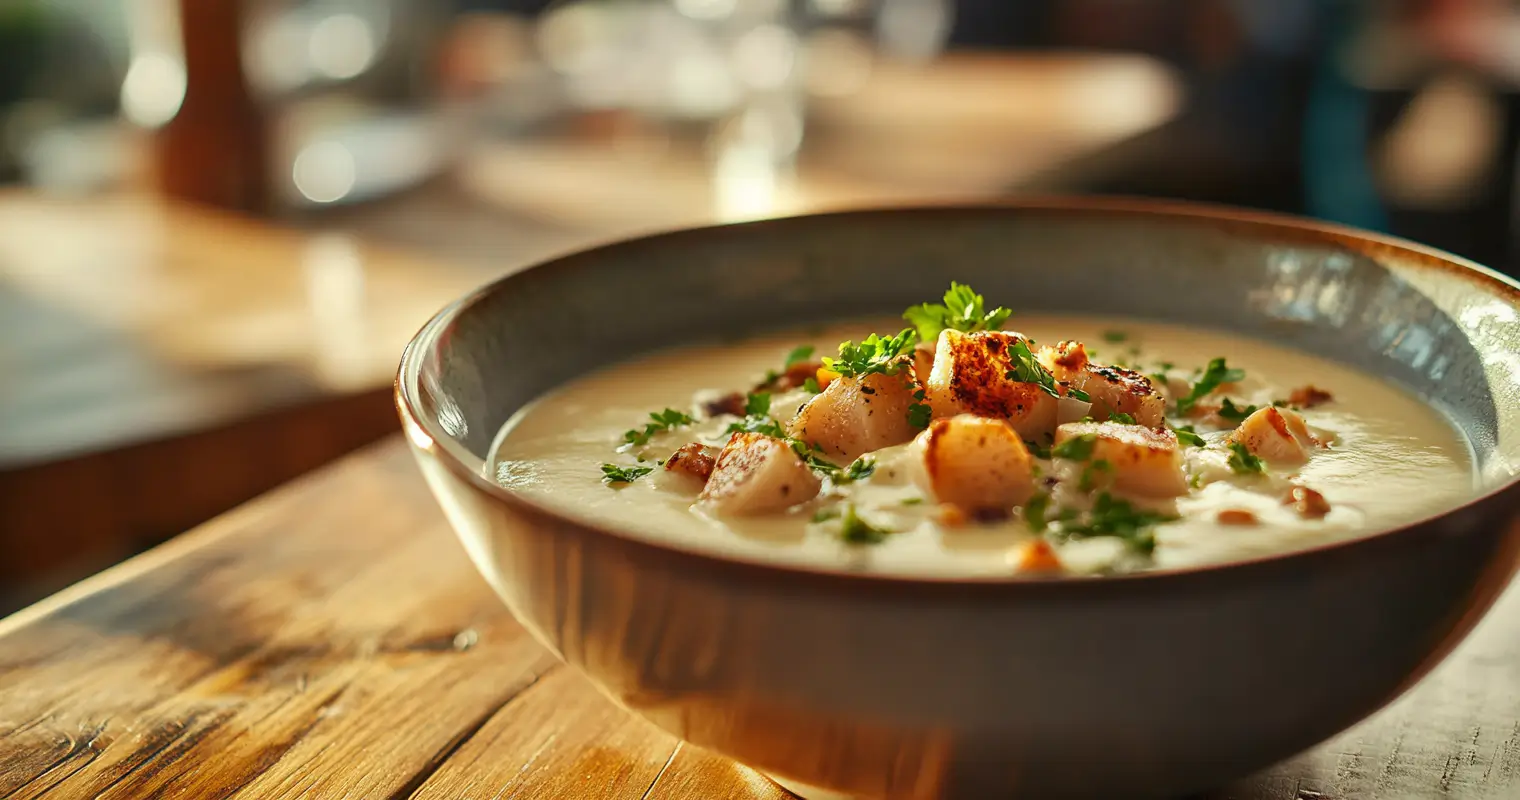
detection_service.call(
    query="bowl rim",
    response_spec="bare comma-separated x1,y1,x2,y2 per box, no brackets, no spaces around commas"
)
395,194,1520,594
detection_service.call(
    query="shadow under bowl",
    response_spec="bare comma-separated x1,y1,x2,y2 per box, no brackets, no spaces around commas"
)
396,199,1520,799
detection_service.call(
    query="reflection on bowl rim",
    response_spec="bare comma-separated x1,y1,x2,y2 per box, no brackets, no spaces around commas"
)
395,195,1520,594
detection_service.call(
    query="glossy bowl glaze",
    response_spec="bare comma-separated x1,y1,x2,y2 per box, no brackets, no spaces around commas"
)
396,199,1520,799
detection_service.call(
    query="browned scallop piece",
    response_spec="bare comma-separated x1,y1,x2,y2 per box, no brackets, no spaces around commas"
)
1284,485,1332,518
1054,421,1188,497
788,367,922,464
699,432,821,515
912,415,1036,513
1229,406,1316,465
1289,385,1335,408
1216,509,1259,525
1015,539,1064,573
1038,340,1090,377
1039,341,1162,426
925,330,1059,441
665,442,718,482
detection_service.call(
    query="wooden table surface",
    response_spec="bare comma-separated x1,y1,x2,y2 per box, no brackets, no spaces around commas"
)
2,438,1519,799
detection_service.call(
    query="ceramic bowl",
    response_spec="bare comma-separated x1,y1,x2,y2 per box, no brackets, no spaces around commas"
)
395,199,1520,799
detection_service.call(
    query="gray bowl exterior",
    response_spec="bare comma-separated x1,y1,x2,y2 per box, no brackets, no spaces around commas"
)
397,201,1520,799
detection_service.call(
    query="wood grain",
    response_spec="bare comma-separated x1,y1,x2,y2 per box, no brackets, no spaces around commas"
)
1,438,1518,799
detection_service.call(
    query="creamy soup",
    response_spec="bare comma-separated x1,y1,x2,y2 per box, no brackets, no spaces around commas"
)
491,285,1475,577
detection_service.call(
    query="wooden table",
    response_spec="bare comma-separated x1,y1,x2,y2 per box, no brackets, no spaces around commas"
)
3,439,1519,799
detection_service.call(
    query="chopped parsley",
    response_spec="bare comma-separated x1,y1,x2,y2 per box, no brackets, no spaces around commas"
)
1052,433,1097,461
1217,398,1258,422
727,415,787,438
1101,330,1129,343
908,388,932,429
1067,386,1091,402
842,457,877,482
1056,492,1173,554
1176,357,1246,414
1025,439,1053,459
784,344,815,368
802,376,822,394
902,282,1013,341
838,504,890,545
1227,441,1266,475
1107,411,1137,425
744,392,772,416
601,463,654,485
823,329,918,378
623,408,695,446
1005,339,1061,398
1079,459,1114,491
900,497,925,506
1023,492,1051,531
788,439,842,476
811,507,841,523
1173,425,1206,447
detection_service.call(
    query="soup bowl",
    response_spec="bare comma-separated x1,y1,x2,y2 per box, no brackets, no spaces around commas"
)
395,199,1520,799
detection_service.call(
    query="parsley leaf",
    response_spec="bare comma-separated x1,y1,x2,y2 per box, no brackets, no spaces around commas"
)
841,457,877,482
1227,441,1266,475
1079,459,1114,491
900,497,925,506
802,376,822,394
726,415,787,438
1108,411,1137,425
823,329,918,378
1176,357,1246,414
788,439,842,476
1173,425,1205,447
1067,386,1091,402
601,463,654,485
1052,433,1097,461
812,507,841,523
1005,339,1060,398
1101,330,1129,343
908,386,933,429
1217,398,1258,422
744,392,772,416
1024,492,1051,531
1056,492,1173,554
902,282,1013,341
784,345,815,369
623,408,695,446
838,504,890,545
1025,439,1053,459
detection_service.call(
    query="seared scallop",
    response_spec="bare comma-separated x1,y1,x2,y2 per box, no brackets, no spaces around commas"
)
788,368,922,464
1040,343,1164,426
1054,420,1188,497
699,432,821,515
925,330,1059,441
911,415,1036,513
1229,406,1317,465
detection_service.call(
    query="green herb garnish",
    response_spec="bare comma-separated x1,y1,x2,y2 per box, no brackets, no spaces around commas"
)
726,415,787,438
1055,492,1174,554
788,439,842,476
1052,433,1098,461
1173,425,1205,447
812,507,841,523
838,504,890,545
784,344,815,368
908,387,932,429
1107,411,1137,425
823,329,918,378
1227,441,1266,475
1005,339,1061,398
802,376,822,394
1067,386,1091,402
623,408,695,446
1176,357,1246,414
1217,398,1258,422
902,282,1013,341
842,457,877,482
1102,330,1129,343
900,497,925,506
601,463,654,485
1079,459,1114,491
1025,439,1053,459
744,392,772,416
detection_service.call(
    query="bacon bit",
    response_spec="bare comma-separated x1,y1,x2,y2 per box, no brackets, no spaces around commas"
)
933,503,969,527
1216,509,1259,526
1289,385,1334,408
756,361,823,393
701,392,748,418
971,507,1013,523
816,366,839,390
665,443,718,482
1284,486,1331,518
1015,539,1064,573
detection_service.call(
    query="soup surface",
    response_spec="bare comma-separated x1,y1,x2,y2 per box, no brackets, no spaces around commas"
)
492,287,1474,577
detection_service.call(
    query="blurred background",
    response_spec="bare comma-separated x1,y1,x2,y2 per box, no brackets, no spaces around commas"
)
1,0,1517,611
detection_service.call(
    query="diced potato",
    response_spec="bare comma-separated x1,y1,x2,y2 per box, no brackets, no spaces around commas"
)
1228,406,1316,465
925,330,1058,441
699,432,821,515
911,415,1036,513
1054,421,1188,497
664,442,717,483
788,369,921,463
